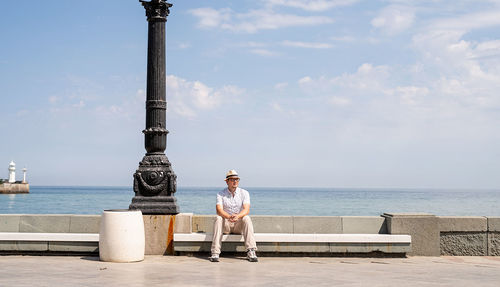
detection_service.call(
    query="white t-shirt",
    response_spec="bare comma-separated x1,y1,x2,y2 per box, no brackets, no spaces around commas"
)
216,187,250,215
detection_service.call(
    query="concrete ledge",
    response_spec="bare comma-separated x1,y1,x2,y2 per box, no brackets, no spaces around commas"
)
0,215,101,234
175,242,409,254
191,215,386,234
329,243,409,254
174,213,192,234
0,215,21,232
17,241,48,251
19,215,71,233
49,242,98,253
383,212,439,256
0,232,99,242
69,215,100,233
174,233,411,243
252,216,294,233
341,216,386,234
488,217,500,232
0,230,99,254
174,233,411,254
192,215,298,233
293,216,341,233
192,215,215,233
0,241,17,251
439,216,487,232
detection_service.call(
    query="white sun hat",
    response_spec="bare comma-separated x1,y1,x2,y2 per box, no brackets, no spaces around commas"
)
225,169,240,181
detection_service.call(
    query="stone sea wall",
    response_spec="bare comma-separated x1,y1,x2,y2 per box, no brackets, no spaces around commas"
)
0,213,499,256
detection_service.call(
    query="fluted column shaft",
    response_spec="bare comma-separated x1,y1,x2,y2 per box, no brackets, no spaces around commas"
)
143,0,170,154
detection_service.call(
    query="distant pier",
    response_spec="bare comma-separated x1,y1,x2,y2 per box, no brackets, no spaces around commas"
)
0,182,29,194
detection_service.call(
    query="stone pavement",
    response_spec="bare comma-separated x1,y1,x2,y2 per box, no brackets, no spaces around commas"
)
0,255,500,286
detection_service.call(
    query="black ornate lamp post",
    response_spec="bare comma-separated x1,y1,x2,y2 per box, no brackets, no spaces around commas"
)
129,0,179,215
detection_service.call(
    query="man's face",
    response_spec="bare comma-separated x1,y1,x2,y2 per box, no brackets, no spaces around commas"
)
226,178,240,189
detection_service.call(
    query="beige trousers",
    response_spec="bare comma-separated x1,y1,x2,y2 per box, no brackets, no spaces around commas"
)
211,215,257,255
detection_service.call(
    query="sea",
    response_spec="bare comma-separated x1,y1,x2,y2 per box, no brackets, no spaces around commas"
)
1,186,500,216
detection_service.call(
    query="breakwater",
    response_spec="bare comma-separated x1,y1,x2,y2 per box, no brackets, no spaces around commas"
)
0,183,29,194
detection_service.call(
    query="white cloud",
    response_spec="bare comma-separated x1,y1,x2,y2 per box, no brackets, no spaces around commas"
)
264,0,359,11
331,63,391,91
190,8,333,33
167,75,244,118
281,40,333,49
189,7,232,29
391,86,429,106
409,10,500,112
92,77,245,120
474,39,500,58
269,101,298,117
298,76,313,85
432,10,500,31
298,63,392,93
371,5,415,35
297,64,393,115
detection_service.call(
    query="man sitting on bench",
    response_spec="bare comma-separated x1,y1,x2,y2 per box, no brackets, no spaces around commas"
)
209,170,258,262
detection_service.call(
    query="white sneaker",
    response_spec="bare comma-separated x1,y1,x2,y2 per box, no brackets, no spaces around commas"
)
247,248,258,262
209,253,219,262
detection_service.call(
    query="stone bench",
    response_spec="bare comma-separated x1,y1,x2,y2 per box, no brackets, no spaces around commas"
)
0,215,100,253
0,232,99,242
174,233,411,254
0,232,100,253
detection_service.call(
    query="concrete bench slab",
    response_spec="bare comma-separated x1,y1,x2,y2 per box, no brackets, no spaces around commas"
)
0,232,99,242
174,233,411,254
174,233,411,244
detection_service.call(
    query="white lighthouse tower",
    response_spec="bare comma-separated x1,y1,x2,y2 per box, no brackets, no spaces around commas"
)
8,161,16,183
22,168,27,183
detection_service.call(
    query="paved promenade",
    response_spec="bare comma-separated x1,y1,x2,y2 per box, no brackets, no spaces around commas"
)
0,255,499,286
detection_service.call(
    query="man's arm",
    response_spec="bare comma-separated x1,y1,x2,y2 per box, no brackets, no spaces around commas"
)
216,204,232,219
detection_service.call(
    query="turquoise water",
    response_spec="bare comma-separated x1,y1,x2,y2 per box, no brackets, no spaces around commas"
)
1,186,500,216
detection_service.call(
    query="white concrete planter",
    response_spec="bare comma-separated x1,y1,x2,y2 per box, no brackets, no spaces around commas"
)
99,209,145,263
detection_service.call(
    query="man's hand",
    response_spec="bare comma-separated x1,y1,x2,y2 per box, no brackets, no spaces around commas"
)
229,214,240,222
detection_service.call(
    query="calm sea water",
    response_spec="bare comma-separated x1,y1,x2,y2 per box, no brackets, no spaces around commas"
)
1,186,500,216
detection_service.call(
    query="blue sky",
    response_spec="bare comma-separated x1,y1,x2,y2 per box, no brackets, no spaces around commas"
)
1,0,500,188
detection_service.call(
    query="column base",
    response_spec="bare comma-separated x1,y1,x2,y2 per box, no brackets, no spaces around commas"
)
129,195,179,215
